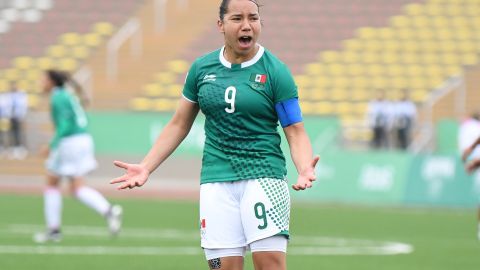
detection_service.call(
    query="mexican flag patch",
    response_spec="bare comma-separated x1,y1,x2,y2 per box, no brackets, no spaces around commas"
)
250,73,267,84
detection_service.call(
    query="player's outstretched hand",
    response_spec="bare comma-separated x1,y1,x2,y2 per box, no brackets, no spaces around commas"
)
466,159,480,175
110,161,149,190
292,156,320,191
462,146,473,163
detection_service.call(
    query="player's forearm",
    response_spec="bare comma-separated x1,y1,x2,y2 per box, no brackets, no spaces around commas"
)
140,121,191,174
285,124,314,174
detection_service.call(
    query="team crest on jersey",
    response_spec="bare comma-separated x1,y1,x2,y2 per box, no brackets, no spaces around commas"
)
249,73,267,90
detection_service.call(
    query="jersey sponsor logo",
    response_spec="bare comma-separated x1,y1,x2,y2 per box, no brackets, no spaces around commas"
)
203,74,216,82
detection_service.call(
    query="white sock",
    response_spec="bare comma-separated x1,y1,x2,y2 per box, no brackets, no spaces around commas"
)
75,186,111,216
44,187,62,230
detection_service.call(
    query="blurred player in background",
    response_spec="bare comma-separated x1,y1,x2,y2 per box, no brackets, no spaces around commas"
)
392,89,416,150
367,89,392,149
111,0,318,269
34,69,122,243
7,82,29,159
459,112,480,240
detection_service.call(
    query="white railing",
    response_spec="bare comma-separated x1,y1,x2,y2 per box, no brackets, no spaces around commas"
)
155,0,189,32
409,75,465,154
106,18,142,80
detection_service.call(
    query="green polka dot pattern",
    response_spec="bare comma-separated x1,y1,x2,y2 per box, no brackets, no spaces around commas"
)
258,178,290,231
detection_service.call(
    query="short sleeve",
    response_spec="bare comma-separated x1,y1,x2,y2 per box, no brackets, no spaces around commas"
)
182,61,199,103
272,63,298,103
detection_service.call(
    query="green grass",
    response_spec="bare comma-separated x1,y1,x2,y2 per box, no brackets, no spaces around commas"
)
0,195,479,270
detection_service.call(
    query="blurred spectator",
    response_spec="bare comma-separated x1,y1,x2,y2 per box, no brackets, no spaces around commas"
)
459,112,480,165
367,90,392,149
392,89,417,150
7,82,29,159
0,91,11,155
458,112,480,241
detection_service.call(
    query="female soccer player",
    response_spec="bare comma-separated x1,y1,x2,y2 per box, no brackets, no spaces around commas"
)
34,69,122,243
111,0,318,269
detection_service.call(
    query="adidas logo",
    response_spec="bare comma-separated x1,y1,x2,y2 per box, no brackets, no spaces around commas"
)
203,74,216,82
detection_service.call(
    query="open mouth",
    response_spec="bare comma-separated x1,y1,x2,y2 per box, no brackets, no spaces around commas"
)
238,36,253,47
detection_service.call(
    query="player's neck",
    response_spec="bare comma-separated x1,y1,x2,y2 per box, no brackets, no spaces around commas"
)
223,44,259,64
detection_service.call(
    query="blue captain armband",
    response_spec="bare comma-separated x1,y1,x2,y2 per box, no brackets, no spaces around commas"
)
275,98,303,128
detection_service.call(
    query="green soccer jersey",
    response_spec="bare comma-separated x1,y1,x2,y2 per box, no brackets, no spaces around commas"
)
49,87,88,149
183,45,298,184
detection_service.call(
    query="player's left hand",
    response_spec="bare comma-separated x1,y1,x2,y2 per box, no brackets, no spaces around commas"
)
465,158,480,174
292,156,320,191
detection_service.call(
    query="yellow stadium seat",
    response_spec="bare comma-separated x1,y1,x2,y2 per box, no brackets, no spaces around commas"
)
60,33,81,46
5,69,20,80
294,75,310,89
130,97,153,111
402,40,420,52
461,53,479,66
58,58,78,71
409,77,428,89
304,63,325,75
83,33,101,47
47,45,67,58
405,3,424,16
425,65,443,77
361,52,379,64
397,28,415,40
341,51,360,63
0,80,8,91
321,50,341,63
400,53,418,64
455,28,472,40
383,40,401,51
167,84,182,97
72,46,90,59
446,4,463,16
431,16,449,28
299,101,314,114
371,77,388,88
380,52,399,64
154,99,176,111
364,40,382,51
342,39,363,51
36,57,54,69
385,64,404,77
346,64,364,76
411,89,428,103
155,72,176,84
378,28,395,39
354,102,368,115
406,65,424,77
366,64,384,77
442,53,460,65
429,76,445,88
143,83,164,97
439,41,456,53
93,22,115,36
420,53,439,64
445,65,462,75
436,28,454,40
420,40,438,52
351,90,369,102
167,60,189,74
390,16,410,28
335,102,352,115
357,27,377,39
27,94,40,108
315,102,334,115
327,64,346,76
331,76,350,88
312,76,331,88
352,77,370,89
424,3,443,16
416,28,435,40
13,56,34,69
412,16,430,28
309,89,328,101
391,77,408,89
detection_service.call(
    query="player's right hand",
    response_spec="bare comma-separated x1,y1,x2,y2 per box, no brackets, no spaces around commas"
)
110,161,150,190
462,146,473,163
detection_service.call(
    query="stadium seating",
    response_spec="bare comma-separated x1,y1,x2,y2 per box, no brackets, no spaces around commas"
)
0,0,143,108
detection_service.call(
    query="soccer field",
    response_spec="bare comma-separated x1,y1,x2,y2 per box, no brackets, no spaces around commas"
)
0,195,479,270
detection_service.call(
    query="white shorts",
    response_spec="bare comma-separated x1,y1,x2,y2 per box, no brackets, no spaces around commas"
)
46,133,97,177
199,178,290,250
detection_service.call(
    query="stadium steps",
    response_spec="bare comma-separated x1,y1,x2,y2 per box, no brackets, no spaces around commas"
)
465,65,480,115
86,0,219,110
0,156,45,175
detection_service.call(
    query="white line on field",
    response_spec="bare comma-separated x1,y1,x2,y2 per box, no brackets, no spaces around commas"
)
0,224,414,256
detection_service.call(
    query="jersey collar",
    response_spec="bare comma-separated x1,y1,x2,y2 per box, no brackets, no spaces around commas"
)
219,45,265,69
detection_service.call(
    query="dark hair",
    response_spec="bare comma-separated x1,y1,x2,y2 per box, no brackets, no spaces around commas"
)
219,0,261,21
46,69,90,106
472,112,480,121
